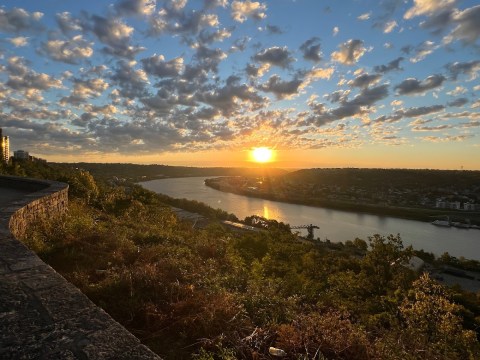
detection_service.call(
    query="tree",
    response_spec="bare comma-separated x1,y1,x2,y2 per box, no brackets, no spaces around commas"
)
360,234,413,295
399,273,480,359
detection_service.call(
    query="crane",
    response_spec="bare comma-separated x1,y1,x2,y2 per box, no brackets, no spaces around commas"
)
290,224,319,240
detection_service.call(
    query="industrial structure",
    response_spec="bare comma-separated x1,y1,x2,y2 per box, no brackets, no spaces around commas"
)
291,224,320,240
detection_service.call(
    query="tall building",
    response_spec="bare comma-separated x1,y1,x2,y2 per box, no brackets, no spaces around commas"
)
1,128,10,163
14,150,30,161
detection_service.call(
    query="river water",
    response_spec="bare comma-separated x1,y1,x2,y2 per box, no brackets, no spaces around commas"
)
141,177,480,260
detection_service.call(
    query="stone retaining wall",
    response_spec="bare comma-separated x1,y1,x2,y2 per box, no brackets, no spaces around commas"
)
0,176,161,359
0,176,68,239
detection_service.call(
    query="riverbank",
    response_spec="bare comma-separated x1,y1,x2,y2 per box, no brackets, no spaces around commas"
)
204,177,480,225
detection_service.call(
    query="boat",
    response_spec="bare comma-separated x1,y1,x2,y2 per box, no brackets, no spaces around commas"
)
432,220,451,227
452,222,471,229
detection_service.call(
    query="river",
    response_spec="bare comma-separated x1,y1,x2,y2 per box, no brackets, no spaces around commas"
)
141,177,480,260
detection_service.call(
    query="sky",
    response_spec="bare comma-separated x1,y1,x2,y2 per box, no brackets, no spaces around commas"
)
0,0,479,169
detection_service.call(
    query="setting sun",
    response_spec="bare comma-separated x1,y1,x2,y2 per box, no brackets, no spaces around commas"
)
251,147,274,163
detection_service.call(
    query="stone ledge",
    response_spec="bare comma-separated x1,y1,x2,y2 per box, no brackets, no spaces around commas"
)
0,176,161,359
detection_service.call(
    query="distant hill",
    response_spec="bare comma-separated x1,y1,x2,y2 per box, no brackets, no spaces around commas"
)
281,168,480,191
54,162,289,182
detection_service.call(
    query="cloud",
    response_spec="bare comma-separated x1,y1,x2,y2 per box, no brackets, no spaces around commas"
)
404,0,456,20
401,104,445,117
114,0,156,16
331,39,367,65
447,5,480,44
110,60,149,99
198,27,232,44
147,9,168,35
412,124,452,131
84,104,118,116
56,12,83,34
253,46,294,69
348,73,382,88
383,20,397,33
8,36,29,47
5,56,29,76
0,7,43,33
404,2,479,47
245,63,269,78
448,98,469,107
394,74,445,95
446,86,467,96
229,36,250,53
306,84,389,126
419,8,455,35
332,27,339,36
5,57,62,91
85,15,144,58
351,84,389,107
148,5,221,37
204,0,228,9
358,12,371,21
166,0,188,13
446,60,480,80
231,1,267,23
141,55,184,78
324,90,351,104
421,135,473,142
299,38,322,63
440,111,480,120
41,35,93,64
171,11,219,36
64,78,109,103
194,45,227,73
197,76,265,114
258,75,303,99
373,57,404,73
409,41,437,63
306,67,335,81
90,16,131,41
265,24,282,34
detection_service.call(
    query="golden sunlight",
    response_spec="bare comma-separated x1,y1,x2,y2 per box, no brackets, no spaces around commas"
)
251,147,274,163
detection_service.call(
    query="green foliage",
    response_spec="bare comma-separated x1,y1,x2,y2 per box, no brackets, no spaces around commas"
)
57,169,99,204
386,273,480,359
17,161,480,359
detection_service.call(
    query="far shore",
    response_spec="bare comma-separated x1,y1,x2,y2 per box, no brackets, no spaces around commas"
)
203,178,480,226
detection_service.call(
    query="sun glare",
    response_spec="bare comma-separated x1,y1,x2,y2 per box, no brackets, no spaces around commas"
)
252,147,273,163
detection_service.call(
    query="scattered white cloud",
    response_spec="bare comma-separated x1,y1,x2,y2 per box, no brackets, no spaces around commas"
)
42,35,93,64
395,74,445,96
447,86,467,96
231,1,267,23
8,36,29,47
358,12,371,21
331,39,366,65
383,20,397,33
447,5,480,44
0,7,43,32
404,0,456,20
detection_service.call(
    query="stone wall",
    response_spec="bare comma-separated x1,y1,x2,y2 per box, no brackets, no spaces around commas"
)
0,176,69,239
0,176,161,359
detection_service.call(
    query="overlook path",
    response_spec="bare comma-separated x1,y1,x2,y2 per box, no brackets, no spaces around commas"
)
0,186,32,207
